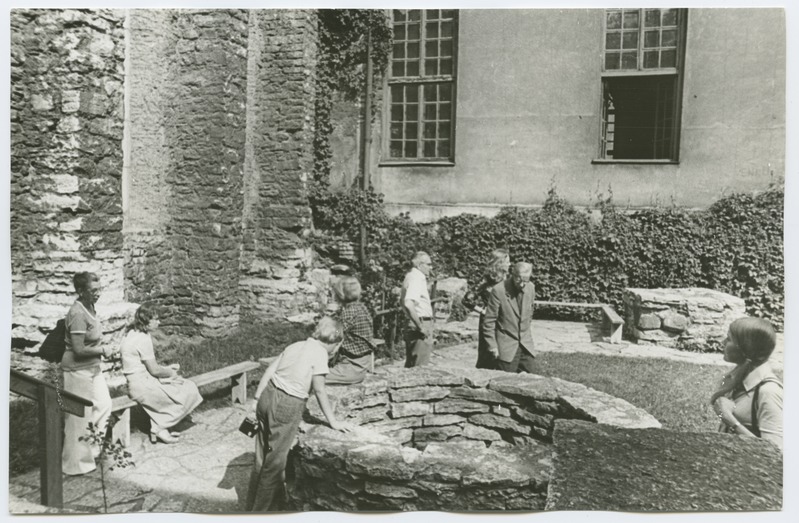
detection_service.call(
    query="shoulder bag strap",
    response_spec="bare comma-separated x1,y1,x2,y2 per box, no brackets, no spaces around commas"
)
750,377,783,437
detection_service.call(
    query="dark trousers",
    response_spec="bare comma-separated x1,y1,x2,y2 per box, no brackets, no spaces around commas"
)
404,319,434,367
245,382,307,512
495,347,536,374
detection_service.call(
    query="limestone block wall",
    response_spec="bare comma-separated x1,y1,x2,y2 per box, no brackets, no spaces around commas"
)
10,9,131,347
240,10,325,324
623,288,746,351
124,9,249,336
288,367,660,511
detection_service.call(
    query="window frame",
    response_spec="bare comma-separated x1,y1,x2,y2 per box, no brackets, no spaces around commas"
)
594,8,688,164
380,9,459,166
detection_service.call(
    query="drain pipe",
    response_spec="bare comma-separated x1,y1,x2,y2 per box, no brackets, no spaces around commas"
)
359,27,373,268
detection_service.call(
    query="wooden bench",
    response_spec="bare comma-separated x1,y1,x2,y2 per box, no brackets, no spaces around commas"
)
111,361,261,447
534,301,625,344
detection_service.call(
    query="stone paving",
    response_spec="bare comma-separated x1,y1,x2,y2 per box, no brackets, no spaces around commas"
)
8,318,783,513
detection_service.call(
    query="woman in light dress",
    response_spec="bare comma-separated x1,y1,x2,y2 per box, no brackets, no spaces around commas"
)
120,303,202,444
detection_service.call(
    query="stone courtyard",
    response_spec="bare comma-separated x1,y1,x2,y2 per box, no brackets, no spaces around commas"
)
8,320,784,514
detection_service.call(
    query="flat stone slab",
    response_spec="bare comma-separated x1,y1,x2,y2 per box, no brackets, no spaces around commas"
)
547,420,783,511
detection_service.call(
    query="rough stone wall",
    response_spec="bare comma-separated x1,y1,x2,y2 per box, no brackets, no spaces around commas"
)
288,367,660,511
240,10,328,325
124,9,249,336
623,288,746,351
10,9,132,347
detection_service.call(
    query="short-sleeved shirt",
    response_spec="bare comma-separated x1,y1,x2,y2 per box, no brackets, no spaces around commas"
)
61,300,103,371
120,330,155,375
402,267,433,318
271,338,330,399
725,362,783,449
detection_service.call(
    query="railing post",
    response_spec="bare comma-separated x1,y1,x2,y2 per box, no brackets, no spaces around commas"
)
38,384,64,508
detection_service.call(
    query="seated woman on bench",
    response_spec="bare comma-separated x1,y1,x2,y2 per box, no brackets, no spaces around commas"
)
120,303,202,444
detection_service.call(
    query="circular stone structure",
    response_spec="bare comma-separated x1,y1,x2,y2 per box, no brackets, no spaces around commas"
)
287,367,660,511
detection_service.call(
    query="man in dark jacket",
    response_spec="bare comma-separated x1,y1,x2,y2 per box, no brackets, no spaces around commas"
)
482,262,535,372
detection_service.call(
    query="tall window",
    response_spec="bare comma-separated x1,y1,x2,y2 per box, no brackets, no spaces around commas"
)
386,9,457,162
599,8,686,161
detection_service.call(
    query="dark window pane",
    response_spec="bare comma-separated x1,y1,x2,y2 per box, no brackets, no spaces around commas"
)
439,103,451,120
439,140,450,158
621,51,638,69
423,140,436,157
407,60,419,76
427,10,440,21
440,59,452,75
408,23,420,40
406,86,418,103
662,9,678,26
393,43,405,59
606,33,621,50
393,10,406,22
426,41,439,58
391,85,404,101
439,83,452,100
390,123,403,138
439,122,451,138
405,141,417,158
441,10,455,19
407,42,419,59
406,104,418,121
441,21,453,37
605,52,620,70
643,50,659,68
391,105,403,121
390,141,403,157
607,11,622,30
661,29,677,47
423,123,436,138
622,31,639,49
424,84,437,100
405,122,418,138
660,49,676,68
392,62,405,77
427,22,439,38
440,40,453,57
645,9,660,27
425,61,438,76
644,30,659,48
424,103,437,120
408,10,421,21
394,25,406,41
623,11,639,29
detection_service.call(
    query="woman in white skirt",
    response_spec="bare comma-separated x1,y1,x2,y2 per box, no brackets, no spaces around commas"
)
120,304,202,444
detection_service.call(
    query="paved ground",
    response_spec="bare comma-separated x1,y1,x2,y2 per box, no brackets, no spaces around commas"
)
8,318,783,513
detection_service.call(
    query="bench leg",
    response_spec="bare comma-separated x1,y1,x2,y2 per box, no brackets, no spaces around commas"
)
112,409,131,447
231,372,248,404
609,323,623,344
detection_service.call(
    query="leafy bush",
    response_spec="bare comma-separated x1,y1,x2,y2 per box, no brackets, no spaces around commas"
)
313,185,784,329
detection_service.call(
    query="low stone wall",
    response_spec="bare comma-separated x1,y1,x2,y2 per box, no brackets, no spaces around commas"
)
287,367,660,511
623,288,746,351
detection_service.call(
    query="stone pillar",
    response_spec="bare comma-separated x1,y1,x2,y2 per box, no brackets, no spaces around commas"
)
10,9,130,348
124,9,249,336
240,10,329,325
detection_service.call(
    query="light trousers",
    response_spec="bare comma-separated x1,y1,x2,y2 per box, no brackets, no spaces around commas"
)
62,366,112,475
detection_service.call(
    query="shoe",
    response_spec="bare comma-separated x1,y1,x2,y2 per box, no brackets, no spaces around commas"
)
150,430,180,444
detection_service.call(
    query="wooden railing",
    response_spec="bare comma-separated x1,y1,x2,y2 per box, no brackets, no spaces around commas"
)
10,369,93,508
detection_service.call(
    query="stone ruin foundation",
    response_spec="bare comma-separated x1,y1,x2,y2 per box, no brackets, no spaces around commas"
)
623,288,746,351
286,367,661,511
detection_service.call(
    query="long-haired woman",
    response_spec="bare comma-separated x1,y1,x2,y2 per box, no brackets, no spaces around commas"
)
710,317,782,450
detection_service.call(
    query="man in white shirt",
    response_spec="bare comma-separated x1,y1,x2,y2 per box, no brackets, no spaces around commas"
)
401,251,434,367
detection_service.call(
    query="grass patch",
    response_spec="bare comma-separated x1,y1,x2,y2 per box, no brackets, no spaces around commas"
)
9,397,40,476
534,352,729,432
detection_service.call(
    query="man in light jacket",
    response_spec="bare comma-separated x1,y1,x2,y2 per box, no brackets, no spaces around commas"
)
482,261,536,373
401,251,435,367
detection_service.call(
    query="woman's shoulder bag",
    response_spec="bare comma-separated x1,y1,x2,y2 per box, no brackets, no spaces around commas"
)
39,319,67,363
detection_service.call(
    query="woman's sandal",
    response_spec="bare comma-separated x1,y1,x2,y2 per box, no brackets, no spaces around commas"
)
150,430,180,444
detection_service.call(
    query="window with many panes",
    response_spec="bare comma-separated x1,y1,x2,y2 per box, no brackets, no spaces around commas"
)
599,8,686,161
386,9,457,162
